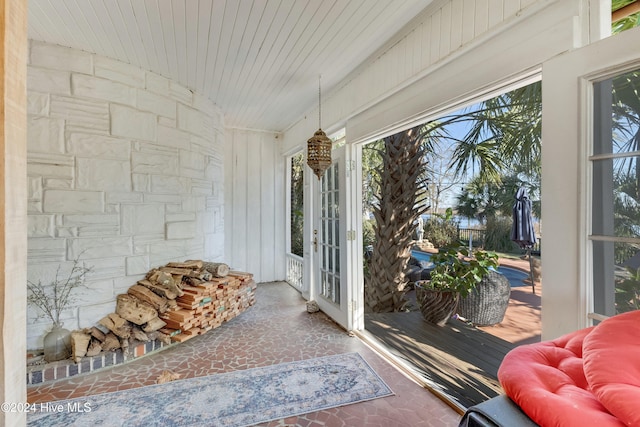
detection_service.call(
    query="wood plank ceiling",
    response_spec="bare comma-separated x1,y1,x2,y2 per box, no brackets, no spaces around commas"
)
28,0,432,132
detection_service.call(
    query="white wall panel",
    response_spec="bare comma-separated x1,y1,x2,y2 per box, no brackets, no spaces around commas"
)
225,129,285,283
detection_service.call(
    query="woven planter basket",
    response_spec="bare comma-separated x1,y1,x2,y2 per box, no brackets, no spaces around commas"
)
457,270,510,325
415,281,459,326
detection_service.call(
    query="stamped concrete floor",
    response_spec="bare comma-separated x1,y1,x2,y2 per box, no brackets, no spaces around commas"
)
28,282,461,427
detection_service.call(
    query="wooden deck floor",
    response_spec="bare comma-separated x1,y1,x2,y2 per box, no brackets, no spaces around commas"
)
363,259,542,411
365,311,516,410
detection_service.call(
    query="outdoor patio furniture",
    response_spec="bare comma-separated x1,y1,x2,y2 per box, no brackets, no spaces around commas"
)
460,310,640,426
405,256,433,284
456,270,510,325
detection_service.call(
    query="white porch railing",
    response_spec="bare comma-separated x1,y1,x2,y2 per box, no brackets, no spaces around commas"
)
286,253,304,290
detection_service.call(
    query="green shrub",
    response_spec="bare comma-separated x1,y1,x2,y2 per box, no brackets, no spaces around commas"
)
484,216,519,253
423,216,459,248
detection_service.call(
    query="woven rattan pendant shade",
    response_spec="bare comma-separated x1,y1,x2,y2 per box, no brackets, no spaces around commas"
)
307,129,332,179
306,76,331,179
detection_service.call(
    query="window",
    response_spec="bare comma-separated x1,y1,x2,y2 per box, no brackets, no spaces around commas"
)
289,152,305,257
591,67,640,317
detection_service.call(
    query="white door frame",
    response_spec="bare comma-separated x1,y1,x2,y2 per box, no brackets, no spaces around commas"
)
542,26,640,340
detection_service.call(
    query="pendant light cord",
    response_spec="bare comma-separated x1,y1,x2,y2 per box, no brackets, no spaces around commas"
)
318,75,322,130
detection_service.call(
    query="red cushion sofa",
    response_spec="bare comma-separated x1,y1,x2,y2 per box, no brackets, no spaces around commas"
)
459,310,640,426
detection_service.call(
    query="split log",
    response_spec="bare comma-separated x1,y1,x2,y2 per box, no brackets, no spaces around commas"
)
203,262,230,278
120,337,129,355
131,326,149,342
128,284,169,313
146,330,165,343
147,270,184,296
99,313,132,339
85,339,102,357
90,327,106,342
159,266,192,275
167,260,203,269
138,279,180,300
71,330,91,363
142,316,167,333
116,294,158,325
102,332,121,351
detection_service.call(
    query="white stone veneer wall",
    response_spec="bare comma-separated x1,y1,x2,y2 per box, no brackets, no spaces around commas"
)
26,41,225,350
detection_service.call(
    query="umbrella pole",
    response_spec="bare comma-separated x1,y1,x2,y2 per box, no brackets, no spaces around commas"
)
527,247,535,294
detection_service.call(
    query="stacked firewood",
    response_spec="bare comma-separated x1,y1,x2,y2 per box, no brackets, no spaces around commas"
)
69,260,256,363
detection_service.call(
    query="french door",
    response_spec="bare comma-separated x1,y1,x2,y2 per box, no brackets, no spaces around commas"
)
542,26,640,338
311,145,350,329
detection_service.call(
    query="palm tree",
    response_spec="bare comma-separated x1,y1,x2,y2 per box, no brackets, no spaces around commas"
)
365,126,430,312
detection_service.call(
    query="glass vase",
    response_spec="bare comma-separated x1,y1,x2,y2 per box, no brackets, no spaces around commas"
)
43,323,71,362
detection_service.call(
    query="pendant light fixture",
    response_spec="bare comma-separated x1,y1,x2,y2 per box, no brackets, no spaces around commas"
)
306,75,332,179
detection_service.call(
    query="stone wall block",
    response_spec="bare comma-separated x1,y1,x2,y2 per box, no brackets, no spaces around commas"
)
27,92,49,116
106,192,143,204
132,174,150,192
76,158,131,192
94,55,145,88
191,179,213,196
28,215,55,238
78,301,116,330
125,255,149,276
62,214,119,228
146,72,169,94
111,104,157,141
169,82,193,104
192,134,222,158
166,212,196,222
131,151,177,175
72,278,117,306
158,116,177,127
179,149,205,176
72,74,136,106
44,178,73,189
30,40,93,74
28,153,74,180
137,90,177,119
156,125,190,150
166,221,196,240
67,237,132,261
28,238,67,263
28,67,71,96
177,104,209,137
192,93,222,118
182,195,206,213
121,204,165,235
150,175,189,194
28,176,43,202
68,133,131,160
43,190,104,214
28,116,64,154
50,95,110,134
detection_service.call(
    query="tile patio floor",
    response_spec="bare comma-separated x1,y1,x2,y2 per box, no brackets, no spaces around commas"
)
28,282,462,427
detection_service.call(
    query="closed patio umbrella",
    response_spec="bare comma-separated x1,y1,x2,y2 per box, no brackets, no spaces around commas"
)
511,187,537,293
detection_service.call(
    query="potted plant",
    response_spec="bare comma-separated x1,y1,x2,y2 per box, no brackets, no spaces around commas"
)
414,245,498,326
27,256,92,362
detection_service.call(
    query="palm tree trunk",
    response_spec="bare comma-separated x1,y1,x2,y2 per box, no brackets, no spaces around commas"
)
365,126,429,312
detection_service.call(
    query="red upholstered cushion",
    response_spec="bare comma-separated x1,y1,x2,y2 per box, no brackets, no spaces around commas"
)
498,327,625,427
583,310,640,426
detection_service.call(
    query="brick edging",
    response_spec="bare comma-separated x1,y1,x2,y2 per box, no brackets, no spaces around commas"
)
27,338,174,385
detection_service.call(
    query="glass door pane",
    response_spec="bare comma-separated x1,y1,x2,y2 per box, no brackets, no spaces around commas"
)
592,67,640,317
319,161,341,305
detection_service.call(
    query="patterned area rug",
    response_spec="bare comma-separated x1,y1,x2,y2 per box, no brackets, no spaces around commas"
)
28,352,393,427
